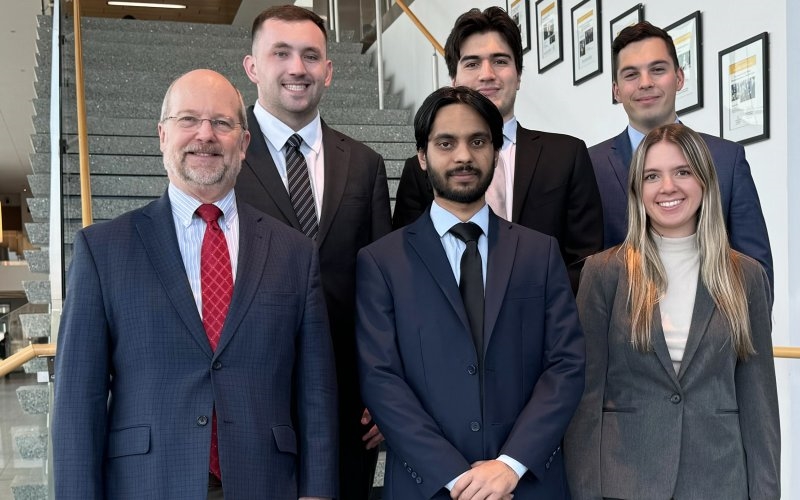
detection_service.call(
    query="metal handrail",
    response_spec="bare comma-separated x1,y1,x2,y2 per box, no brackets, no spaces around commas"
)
394,0,444,55
72,0,92,227
0,343,56,378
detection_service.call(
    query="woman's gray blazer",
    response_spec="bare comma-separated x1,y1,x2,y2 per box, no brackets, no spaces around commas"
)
564,249,779,499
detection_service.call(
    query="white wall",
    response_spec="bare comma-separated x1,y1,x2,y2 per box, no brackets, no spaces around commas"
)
380,0,796,496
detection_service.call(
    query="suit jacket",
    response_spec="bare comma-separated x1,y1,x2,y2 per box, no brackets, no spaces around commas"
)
356,210,585,499
589,128,774,289
236,106,392,429
52,194,338,499
392,125,604,293
564,249,780,500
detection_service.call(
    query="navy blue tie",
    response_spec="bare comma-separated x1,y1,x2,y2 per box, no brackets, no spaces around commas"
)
449,222,484,355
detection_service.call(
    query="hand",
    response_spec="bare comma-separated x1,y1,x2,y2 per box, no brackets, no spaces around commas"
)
360,408,384,449
450,460,518,500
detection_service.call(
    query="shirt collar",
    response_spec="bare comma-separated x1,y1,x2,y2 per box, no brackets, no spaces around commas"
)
168,183,238,229
430,201,490,238
627,117,681,151
253,100,322,155
503,116,518,147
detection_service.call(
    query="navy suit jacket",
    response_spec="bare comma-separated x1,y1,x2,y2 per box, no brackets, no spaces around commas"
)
52,193,338,499
236,106,392,430
392,125,604,294
589,128,773,289
356,210,585,499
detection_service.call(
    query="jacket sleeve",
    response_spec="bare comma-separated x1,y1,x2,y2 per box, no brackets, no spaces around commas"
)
736,259,780,499
564,254,613,500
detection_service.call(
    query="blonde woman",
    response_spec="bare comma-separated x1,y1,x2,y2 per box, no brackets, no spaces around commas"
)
564,124,779,499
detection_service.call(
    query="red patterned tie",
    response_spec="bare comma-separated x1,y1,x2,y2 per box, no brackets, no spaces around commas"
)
197,203,233,481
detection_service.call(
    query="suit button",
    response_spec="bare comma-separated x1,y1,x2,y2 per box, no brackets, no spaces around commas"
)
545,462,550,470
406,466,412,473
470,421,481,432
411,471,417,479
670,394,682,404
403,461,408,468
212,361,222,370
197,415,209,426
466,364,477,375
416,476,423,484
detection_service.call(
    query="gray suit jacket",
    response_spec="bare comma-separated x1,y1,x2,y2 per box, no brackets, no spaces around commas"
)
564,249,779,500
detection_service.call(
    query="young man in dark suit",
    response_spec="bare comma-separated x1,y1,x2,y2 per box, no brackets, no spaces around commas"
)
357,86,585,499
591,21,773,289
238,6,392,499
392,7,604,294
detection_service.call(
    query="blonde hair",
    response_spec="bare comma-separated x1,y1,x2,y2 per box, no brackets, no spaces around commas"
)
623,124,754,358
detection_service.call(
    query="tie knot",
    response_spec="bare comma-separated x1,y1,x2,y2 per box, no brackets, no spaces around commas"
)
196,204,223,224
286,133,303,150
449,222,483,243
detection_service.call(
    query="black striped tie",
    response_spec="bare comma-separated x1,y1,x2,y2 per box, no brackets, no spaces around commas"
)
285,133,318,240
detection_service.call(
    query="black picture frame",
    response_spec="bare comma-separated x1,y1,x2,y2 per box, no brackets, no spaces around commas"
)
718,32,770,145
571,0,602,85
508,0,533,54
609,4,643,103
535,0,563,73
665,11,703,114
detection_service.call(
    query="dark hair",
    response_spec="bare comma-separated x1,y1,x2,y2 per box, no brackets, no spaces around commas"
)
444,7,523,79
251,5,327,44
414,86,504,152
611,21,679,81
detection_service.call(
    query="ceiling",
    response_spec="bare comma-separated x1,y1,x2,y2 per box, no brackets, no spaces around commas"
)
0,0,291,198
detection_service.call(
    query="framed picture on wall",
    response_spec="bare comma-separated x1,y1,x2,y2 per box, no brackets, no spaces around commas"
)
535,0,563,73
571,0,602,85
718,32,770,145
666,11,703,114
608,3,643,102
508,0,533,54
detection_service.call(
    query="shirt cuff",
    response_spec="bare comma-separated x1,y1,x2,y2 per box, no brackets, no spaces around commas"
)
445,471,467,491
497,454,527,479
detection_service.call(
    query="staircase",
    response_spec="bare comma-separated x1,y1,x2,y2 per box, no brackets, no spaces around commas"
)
14,13,414,499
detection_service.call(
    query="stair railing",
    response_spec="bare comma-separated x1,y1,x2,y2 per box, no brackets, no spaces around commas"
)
394,0,444,92
72,0,93,227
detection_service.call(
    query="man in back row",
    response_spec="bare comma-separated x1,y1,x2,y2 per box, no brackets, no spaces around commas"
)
392,6,604,294
237,6,392,500
592,21,773,289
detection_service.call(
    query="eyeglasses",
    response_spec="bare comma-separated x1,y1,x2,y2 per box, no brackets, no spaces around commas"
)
162,115,243,134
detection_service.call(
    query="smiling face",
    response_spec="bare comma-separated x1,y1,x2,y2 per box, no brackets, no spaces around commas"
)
419,102,497,218
452,31,520,122
641,140,702,237
243,18,332,131
158,70,250,203
614,37,684,133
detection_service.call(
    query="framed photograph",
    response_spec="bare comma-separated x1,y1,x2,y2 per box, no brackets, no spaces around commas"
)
608,4,642,102
718,32,769,145
508,0,533,54
666,11,703,114
571,0,602,85
535,0,563,73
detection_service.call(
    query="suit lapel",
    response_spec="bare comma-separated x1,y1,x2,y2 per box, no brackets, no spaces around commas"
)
243,106,301,230
511,126,543,223
483,213,515,350
650,304,680,385
136,194,212,358
318,121,348,246
609,130,632,197
677,279,715,381
214,203,272,355
407,213,472,335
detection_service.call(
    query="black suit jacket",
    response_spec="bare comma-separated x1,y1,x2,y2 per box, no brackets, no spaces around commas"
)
393,125,604,293
236,106,392,423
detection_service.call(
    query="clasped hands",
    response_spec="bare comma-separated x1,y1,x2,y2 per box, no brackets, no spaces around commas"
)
451,459,518,500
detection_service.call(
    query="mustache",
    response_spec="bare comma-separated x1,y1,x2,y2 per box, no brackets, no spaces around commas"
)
184,144,223,155
446,165,479,176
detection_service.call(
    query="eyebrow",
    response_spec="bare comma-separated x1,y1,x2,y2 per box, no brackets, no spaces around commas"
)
460,52,513,63
619,58,672,73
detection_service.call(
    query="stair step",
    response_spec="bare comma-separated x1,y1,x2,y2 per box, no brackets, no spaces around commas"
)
22,280,50,305
25,223,49,246
19,312,50,341
11,476,47,500
23,357,50,374
28,196,156,222
22,250,49,274
16,385,49,415
13,426,48,460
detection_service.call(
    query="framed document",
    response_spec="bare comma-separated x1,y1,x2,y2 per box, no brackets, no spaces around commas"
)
508,0,533,54
608,4,643,102
666,11,703,114
535,0,563,73
718,32,769,145
571,0,602,85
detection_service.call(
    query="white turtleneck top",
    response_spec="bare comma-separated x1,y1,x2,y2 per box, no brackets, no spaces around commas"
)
655,232,700,375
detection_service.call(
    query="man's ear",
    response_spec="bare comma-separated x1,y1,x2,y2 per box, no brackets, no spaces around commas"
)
417,149,427,171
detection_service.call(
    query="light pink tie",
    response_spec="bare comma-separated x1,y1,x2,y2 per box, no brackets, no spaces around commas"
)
197,203,233,480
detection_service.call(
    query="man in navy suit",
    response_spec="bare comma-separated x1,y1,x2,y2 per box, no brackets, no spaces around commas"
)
52,69,337,499
591,21,773,288
238,7,392,498
357,86,585,499
392,7,603,294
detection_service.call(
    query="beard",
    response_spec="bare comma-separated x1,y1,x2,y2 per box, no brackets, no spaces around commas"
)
163,143,240,187
426,162,494,205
